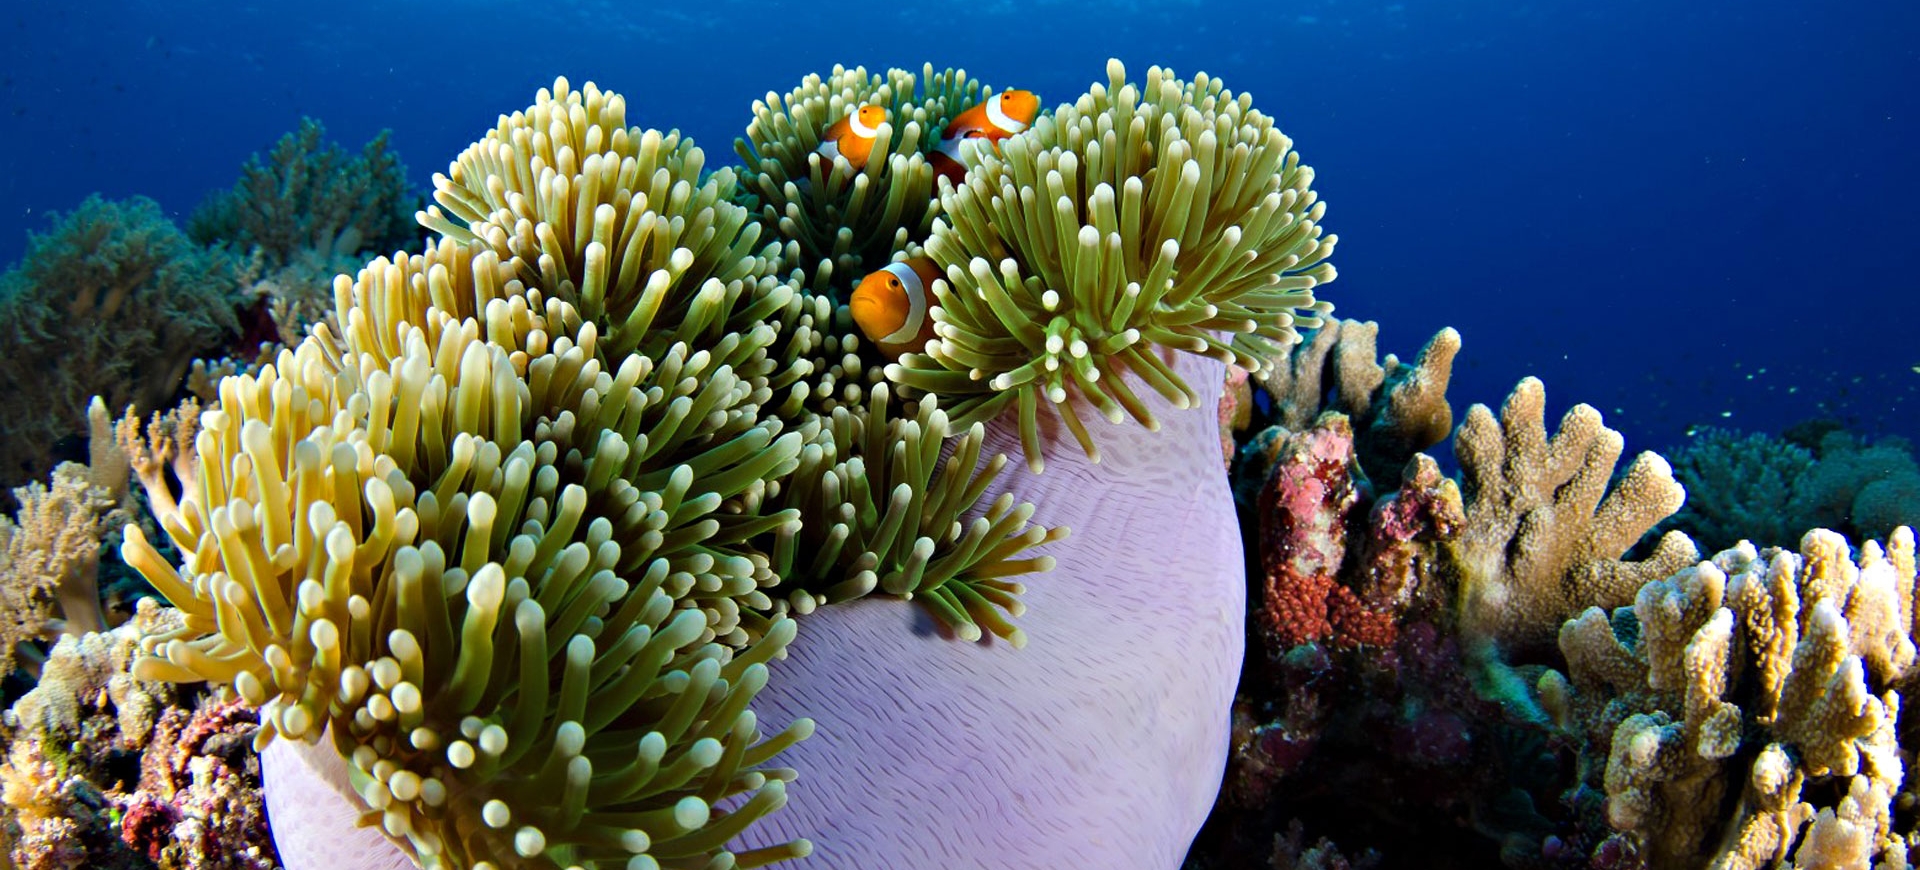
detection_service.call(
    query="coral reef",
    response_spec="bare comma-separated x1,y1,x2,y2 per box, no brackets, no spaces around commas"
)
0,600,277,870
0,399,139,675
186,118,422,353
890,59,1337,471
0,196,245,492
1798,431,1920,542
1660,427,1920,553
1446,377,1698,650
189,118,418,273
1551,527,1918,868
1660,427,1816,553
1253,318,1460,490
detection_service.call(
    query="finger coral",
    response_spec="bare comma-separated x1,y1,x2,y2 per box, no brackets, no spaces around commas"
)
1446,377,1697,648
1552,527,1917,868
890,59,1337,471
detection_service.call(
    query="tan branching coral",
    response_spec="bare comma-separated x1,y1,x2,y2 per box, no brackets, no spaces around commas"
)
0,399,138,673
1553,528,1917,868
892,59,1336,471
1447,377,1697,647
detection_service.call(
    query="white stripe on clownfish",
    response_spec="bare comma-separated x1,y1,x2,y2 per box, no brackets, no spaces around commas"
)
879,261,929,343
983,93,1028,134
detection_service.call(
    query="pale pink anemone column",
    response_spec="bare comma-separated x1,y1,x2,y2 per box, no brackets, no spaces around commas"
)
264,346,1245,870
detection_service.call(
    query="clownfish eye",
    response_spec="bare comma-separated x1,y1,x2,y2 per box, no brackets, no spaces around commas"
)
888,278,902,289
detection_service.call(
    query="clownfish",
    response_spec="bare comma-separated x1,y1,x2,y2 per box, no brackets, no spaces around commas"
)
815,105,888,170
930,89,1041,186
850,257,944,359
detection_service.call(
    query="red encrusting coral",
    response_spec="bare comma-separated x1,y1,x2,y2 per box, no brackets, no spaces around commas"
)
1255,413,1404,649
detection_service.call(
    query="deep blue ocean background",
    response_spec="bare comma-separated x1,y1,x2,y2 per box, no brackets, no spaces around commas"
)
4,0,1916,459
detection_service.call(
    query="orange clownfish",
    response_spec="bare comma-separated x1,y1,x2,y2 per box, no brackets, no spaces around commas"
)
815,105,888,170
850,257,943,359
930,89,1040,185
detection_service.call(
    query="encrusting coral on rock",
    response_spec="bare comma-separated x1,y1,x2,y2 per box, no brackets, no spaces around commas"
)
1550,527,1918,868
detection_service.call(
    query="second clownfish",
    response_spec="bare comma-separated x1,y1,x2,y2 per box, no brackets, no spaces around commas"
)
850,257,943,359
930,89,1041,186
815,105,888,170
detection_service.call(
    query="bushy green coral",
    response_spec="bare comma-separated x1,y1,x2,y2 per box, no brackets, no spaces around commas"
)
0,195,244,490
189,117,419,269
890,59,1337,470
1659,427,1920,552
1660,427,1815,552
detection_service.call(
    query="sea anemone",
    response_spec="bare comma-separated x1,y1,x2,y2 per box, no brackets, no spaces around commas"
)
889,59,1337,470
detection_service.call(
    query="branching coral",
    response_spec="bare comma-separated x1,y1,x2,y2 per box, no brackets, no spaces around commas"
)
0,399,139,674
1446,377,1697,648
1552,528,1917,868
733,64,981,297
0,195,245,490
890,59,1337,471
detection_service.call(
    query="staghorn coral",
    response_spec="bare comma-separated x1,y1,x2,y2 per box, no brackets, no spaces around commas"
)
0,195,245,492
890,59,1337,471
1551,528,1918,868
733,64,982,298
1446,376,1698,649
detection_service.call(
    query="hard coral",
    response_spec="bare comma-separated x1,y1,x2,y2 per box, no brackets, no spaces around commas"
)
0,600,186,870
1447,377,1697,649
1552,528,1918,868
1254,319,1460,489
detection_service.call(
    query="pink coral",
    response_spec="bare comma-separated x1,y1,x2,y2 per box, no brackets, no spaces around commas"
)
1255,413,1401,649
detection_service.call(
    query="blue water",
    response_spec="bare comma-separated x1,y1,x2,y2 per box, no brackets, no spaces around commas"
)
4,0,1916,456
